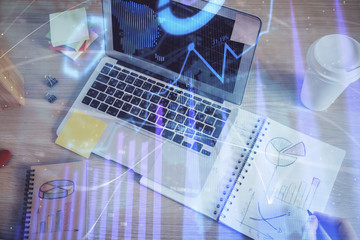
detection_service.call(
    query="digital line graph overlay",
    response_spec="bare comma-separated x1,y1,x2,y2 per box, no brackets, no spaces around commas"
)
249,203,290,233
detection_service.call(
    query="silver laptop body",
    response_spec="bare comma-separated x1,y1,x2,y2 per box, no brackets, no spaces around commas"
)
57,0,261,197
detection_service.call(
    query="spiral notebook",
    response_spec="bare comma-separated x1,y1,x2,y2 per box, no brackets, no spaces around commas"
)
22,161,87,240
140,112,345,239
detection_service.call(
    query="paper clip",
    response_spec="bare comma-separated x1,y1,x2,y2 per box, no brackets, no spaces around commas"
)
45,75,58,88
45,93,57,103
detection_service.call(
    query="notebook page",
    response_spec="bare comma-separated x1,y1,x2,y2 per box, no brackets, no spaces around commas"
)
25,161,87,240
141,109,263,220
219,118,345,240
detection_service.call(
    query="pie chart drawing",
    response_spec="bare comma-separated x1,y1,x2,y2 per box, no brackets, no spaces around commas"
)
39,180,74,199
265,138,306,167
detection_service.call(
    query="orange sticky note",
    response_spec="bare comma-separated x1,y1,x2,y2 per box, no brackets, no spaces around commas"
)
55,110,107,158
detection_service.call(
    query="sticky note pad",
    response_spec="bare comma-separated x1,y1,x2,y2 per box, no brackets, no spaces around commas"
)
55,110,107,158
49,7,89,47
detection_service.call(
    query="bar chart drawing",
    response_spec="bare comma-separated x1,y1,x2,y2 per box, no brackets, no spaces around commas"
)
275,177,320,210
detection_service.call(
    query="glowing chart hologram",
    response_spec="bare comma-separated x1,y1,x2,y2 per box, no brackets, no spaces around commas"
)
113,0,160,55
249,203,290,232
265,138,306,167
39,180,74,199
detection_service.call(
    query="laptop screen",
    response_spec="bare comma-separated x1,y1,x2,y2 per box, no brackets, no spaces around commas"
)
111,0,244,94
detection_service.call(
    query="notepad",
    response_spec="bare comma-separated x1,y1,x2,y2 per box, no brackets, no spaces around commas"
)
49,7,89,47
55,110,107,158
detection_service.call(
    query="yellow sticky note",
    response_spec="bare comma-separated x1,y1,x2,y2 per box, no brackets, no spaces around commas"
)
55,110,107,158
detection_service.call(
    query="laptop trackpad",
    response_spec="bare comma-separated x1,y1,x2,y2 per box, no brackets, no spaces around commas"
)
146,141,215,197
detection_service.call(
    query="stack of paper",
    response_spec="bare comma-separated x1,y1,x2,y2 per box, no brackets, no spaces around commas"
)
47,7,98,60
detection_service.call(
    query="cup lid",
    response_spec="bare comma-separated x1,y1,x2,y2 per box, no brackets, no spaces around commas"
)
312,34,360,85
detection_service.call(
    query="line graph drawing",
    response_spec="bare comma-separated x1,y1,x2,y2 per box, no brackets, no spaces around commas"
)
249,203,290,233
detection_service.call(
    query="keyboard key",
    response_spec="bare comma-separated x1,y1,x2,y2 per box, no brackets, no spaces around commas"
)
87,88,99,98
156,82,165,87
184,118,195,128
165,121,177,130
168,92,178,101
122,93,132,102
204,106,215,115
125,85,135,93
107,106,119,116
215,119,225,128
150,95,160,104
130,97,141,105
109,78,119,87
177,106,188,114
212,103,221,109
90,99,100,108
92,81,107,92
194,96,202,101
148,79,156,84
191,142,203,152
156,107,167,116
148,103,158,113
182,141,192,148
203,100,211,105
116,82,126,90
148,113,158,123
162,129,174,140
130,106,141,116
192,142,203,152
177,95,187,104
156,117,167,127
222,107,231,113
133,88,143,97
195,103,205,112
114,66,121,71
139,110,150,119
139,75,147,80
122,69,130,74
114,90,124,99
195,112,206,122
109,69,119,77
213,109,229,121
159,98,170,107
98,103,108,112
194,132,217,147
168,102,178,111
96,73,110,83
141,91,152,100
114,99,123,108
213,120,225,138
139,100,150,109
175,125,186,134
142,82,152,90
159,89,169,98
201,149,211,156
122,103,132,112
97,92,107,101
173,134,184,144
134,79,144,87
150,85,161,93
105,96,115,105
129,72,137,77
117,73,127,81
186,98,195,107
105,63,113,67
165,110,176,120
185,128,195,138
106,86,116,95
175,114,186,124
205,116,215,126
117,110,162,134
186,109,197,118
203,125,214,135
125,75,135,84
82,96,92,105
194,121,204,131
100,66,110,75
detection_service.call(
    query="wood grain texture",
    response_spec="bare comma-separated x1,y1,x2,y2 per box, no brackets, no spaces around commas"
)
0,0,359,239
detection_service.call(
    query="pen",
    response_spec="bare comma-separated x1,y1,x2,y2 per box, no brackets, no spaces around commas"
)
307,210,332,240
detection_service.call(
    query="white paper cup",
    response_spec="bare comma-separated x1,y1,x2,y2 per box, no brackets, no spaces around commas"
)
301,34,360,111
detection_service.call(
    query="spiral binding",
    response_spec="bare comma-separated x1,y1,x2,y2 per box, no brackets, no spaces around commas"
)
22,169,35,240
214,118,268,219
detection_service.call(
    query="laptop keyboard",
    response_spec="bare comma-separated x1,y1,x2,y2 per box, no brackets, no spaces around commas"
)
81,62,231,157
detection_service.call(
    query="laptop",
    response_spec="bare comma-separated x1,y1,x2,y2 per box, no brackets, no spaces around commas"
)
57,0,261,197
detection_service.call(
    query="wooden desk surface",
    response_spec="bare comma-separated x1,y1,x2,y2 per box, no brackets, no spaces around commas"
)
0,0,359,239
